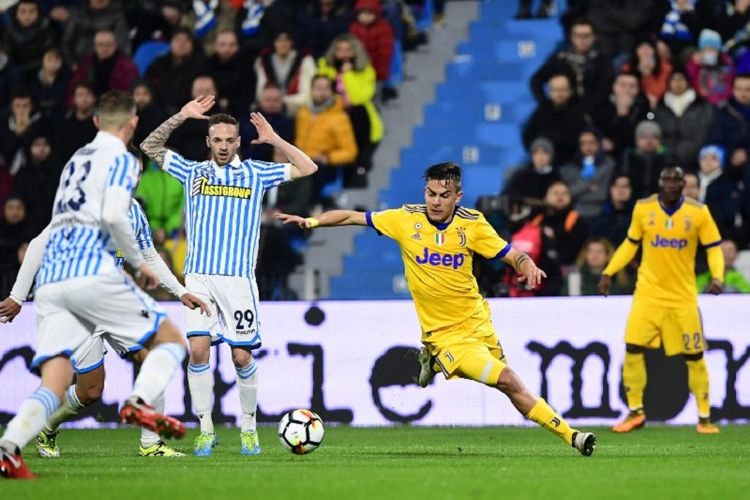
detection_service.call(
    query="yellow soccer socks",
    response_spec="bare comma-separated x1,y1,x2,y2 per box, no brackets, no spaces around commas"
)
623,352,646,412
525,398,575,445
686,357,711,419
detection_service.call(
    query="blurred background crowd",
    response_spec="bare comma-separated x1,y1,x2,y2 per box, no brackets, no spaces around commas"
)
0,0,439,299
1,0,749,302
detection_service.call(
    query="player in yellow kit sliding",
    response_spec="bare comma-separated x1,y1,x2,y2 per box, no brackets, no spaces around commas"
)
598,166,724,434
277,162,596,456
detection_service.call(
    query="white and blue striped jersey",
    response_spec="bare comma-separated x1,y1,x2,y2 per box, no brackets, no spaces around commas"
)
163,150,291,277
36,132,140,287
113,200,154,268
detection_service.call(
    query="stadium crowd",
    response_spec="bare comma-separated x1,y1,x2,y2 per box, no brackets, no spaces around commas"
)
0,0,438,299
480,1,750,297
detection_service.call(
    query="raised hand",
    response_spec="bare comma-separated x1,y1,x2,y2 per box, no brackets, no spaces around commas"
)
250,112,279,145
179,95,215,120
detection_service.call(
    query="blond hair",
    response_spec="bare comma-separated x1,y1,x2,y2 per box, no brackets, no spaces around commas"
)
323,33,371,72
96,91,136,130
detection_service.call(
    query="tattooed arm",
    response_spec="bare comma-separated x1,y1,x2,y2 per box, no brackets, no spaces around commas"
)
140,95,215,166
502,247,546,288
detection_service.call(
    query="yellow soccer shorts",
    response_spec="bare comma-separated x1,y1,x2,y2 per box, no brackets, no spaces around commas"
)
424,311,507,386
624,298,706,356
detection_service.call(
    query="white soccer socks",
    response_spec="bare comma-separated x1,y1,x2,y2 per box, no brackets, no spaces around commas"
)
132,343,186,406
187,362,215,434
235,361,258,432
1,387,60,450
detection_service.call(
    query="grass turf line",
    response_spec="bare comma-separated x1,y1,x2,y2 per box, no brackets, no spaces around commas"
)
2,425,749,500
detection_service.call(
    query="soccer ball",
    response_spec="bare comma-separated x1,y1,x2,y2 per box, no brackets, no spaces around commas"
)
277,409,325,455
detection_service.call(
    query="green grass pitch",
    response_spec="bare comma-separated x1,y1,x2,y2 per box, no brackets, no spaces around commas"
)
3,425,749,499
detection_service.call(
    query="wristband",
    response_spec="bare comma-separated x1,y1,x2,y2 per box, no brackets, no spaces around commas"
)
305,217,320,228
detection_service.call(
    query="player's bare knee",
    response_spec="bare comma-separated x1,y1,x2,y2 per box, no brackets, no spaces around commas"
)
189,337,211,364
626,344,646,354
76,367,105,405
684,352,704,361
496,367,522,395
231,347,252,367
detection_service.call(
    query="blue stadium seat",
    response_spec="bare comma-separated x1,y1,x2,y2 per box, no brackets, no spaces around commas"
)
133,41,169,76
388,40,404,86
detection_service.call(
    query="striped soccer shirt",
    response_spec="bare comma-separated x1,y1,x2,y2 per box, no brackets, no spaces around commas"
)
113,200,154,268
163,150,291,277
36,132,140,287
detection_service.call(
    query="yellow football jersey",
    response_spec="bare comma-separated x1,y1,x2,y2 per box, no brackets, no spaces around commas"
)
367,204,510,334
624,195,721,307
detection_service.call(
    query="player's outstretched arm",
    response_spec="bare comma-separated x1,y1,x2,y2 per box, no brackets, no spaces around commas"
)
0,225,51,323
250,112,318,179
502,247,547,289
140,247,211,315
598,239,639,296
140,94,215,166
276,210,367,228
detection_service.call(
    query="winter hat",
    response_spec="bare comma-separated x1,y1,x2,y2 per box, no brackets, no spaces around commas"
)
698,144,725,166
635,120,662,138
530,137,555,156
698,29,722,50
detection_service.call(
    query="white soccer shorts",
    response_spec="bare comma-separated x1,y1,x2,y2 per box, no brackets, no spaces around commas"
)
184,274,262,349
32,272,166,372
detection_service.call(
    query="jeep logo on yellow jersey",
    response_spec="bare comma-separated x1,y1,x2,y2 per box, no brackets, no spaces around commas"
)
415,248,465,269
192,177,252,199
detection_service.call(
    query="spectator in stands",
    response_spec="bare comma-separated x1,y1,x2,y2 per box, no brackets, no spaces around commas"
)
591,72,650,157
295,74,358,205
698,145,745,240
68,29,138,104
502,137,560,210
0,89,44,175
697,239,750,293
684,171,700,199
619,120,668,199
654,67,713,171
62,0,131,66
0,196,30,298
256,205,303,300
132,80,168,147
621,39,673,108
55,82,98,161
530,18,613,113
131,0,189,48
296,0,354,59
13,132,62,236
167,75,222,161
349,0,394,86
2,0,55,78
560,129,615,219
318,33,383,178
146,28,204,115
0,41,23,116
270,146,314,217
135,158,185,244
254,31,316,117
516,181,587,296
707,73,750,171
235,0,296,57
588,0,655,57
588,174,634,246
686,29,735,105
241,84,294,161
569,237,634,295
659,0,702,57
523,73,588,166
201,29,256,117
29,48,70,120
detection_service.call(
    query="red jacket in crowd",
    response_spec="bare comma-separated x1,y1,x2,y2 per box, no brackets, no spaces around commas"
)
349,0,394,82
